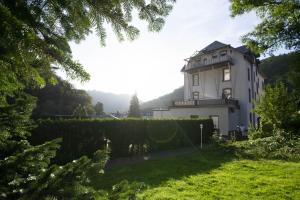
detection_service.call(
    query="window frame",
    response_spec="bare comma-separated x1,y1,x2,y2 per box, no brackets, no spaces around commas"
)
210,115,219,130
223,68,231,81
192,91,199,100
220,50,227,57
248,88,251,103
222,88,232,98
192,74,199,86
247,68,250,81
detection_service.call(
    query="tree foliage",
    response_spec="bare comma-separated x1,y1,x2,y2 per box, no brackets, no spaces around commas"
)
28,77,95,118
128,94,141,118
0,0,176,97
254,82,298,131
95,102,104,115
0,0,176,199
230,0,300,54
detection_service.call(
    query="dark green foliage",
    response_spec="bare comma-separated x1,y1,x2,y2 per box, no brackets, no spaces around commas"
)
0,0,176,199
254,82,298,133
73,104,89,118
30,119,214,163
128,94,141,118
260,51,300,86
230,0,300,54
95,102,104,115
109,180,146,200
28,77,95,118
235,132,300,161
0,0,176,96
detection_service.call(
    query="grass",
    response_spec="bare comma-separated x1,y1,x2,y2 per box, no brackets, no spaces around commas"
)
92,146,300,199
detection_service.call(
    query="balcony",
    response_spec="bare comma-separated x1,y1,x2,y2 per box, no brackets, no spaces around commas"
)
172,98,239,109
184,55,233,72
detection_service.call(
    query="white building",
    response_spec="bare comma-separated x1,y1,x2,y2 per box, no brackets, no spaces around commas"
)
153,41,265,135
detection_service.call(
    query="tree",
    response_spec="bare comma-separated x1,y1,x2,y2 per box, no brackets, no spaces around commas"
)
128,94,141,118
254,82,297,131
73,104,88,118
0,0,176,97
230,0,300,54
95,102,104,115
28,77,95,118
0,0,175,198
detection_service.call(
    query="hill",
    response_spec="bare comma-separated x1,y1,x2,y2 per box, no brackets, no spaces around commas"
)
140,86,184,111
259,50,300,85
87,90,131,113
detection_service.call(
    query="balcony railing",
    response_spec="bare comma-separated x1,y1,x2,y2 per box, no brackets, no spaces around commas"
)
172,98,239,108
188,55,232,70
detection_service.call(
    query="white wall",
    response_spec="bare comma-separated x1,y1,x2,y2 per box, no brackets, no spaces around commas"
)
153,106,235,134
183,47,265,130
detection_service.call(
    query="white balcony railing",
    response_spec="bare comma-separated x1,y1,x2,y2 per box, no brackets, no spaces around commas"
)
173,98,239,108
189,55,232,70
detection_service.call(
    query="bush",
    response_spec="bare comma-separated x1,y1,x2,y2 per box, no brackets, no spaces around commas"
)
236,129,300,160
30,119,214,164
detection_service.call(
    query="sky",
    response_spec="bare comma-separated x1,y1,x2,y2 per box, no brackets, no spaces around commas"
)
60,0,285,102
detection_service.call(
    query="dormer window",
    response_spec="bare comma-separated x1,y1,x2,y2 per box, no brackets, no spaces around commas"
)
192,74,199,86
223,68,231,81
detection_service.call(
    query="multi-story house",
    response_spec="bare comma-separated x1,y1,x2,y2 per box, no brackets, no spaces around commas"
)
153,41,265,135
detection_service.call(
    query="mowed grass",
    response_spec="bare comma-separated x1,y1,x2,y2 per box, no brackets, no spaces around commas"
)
93,147,300,199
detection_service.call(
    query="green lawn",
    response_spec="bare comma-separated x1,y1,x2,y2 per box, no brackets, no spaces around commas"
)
93,147,300,199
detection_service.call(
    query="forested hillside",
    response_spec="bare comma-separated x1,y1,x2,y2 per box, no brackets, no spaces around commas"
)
260,51,300,86
28,77,94,118
140,86,184,111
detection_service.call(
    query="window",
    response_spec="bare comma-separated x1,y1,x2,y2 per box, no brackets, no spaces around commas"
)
256,66,258,76
210,115,219,129
223,68,231,81
256,82,259,93
249,113,252,125
203,58,207,64
220,50,227,57
192,92,199,100
212,54,218,62
192,74,199,86
222,88,232,99
247,68,250,81
248,88,251,102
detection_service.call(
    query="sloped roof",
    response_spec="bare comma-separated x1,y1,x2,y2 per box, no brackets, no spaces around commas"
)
200,41,229,52
235,45,250,54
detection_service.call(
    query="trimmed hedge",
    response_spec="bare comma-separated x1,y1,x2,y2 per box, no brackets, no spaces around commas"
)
30,119,214,164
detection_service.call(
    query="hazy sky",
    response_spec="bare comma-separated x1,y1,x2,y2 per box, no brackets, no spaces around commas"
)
61,0,283,102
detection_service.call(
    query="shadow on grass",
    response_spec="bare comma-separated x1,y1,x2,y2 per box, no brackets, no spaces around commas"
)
91,145,236,191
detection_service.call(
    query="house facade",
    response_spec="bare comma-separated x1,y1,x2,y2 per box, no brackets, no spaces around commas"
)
153,41,265,135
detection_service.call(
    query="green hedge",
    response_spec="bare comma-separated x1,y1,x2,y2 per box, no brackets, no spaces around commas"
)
30,119,214,164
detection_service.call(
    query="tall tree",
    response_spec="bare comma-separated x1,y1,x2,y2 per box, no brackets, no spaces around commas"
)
230,0,300,54
95,102,104,115
0,0,176,97
128,94,141,118
0,0,175,198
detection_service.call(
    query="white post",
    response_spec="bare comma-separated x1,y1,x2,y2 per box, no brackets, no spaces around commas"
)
200,124,203,149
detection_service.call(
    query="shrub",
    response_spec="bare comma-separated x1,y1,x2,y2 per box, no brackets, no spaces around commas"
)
236,129,300,160
30,119,214,164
